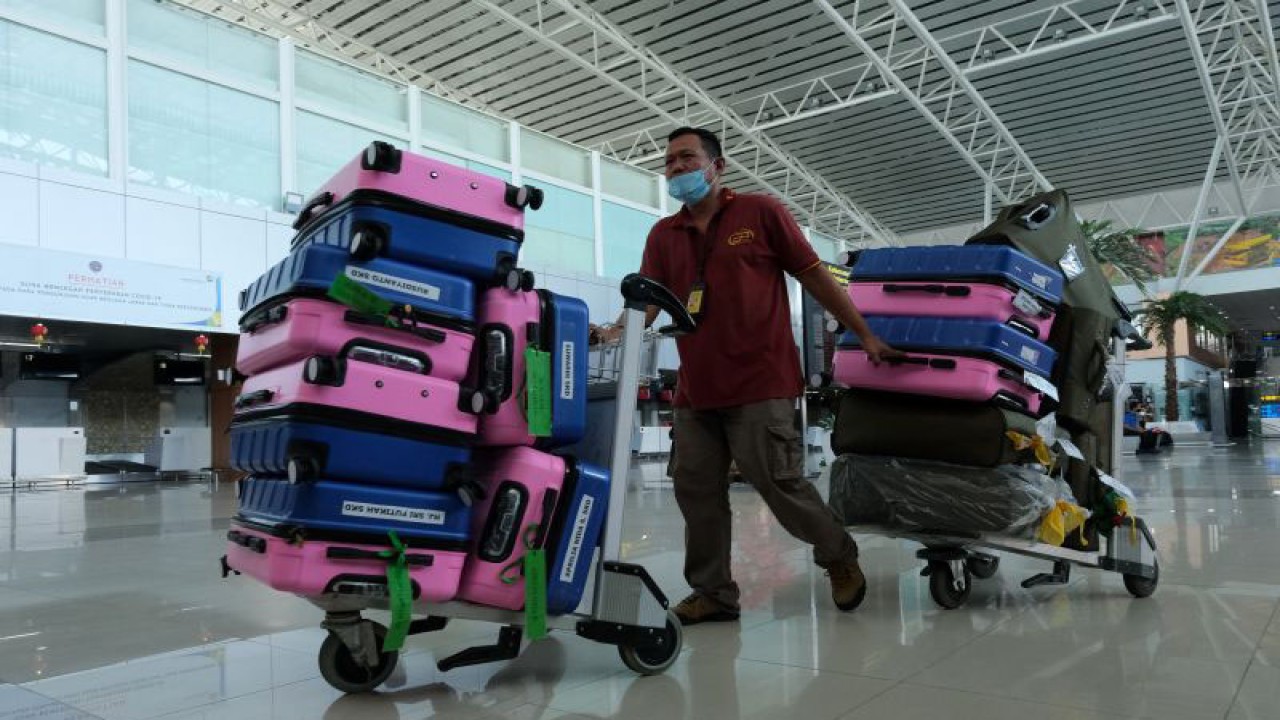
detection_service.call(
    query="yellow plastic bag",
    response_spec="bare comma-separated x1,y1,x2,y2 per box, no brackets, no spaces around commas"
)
1038,500,1089,547
1006,431,1055,467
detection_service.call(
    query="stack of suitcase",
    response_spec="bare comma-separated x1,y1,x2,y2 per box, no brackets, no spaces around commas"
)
829,245,1067,467
223,142,610,615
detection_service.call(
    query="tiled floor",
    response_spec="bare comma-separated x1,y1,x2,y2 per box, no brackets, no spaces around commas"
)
2,443,1279,719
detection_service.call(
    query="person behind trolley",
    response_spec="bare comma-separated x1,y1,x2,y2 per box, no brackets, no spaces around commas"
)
590,127,902,625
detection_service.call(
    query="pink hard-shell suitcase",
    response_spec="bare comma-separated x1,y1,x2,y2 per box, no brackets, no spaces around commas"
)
292,141,543,234
236,297,475,381
832,349,1044,416
468,287,589,448
470,287,539,447
224,521,466,602
456,446,566,610
233,355,479,437
848,281,1056,339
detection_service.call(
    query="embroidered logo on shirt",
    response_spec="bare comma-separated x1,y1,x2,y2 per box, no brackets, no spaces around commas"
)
727,228,755,246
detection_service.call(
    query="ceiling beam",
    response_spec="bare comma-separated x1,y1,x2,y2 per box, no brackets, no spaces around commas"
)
811,0,1052,205
470,0,897,244
595,0,1178,159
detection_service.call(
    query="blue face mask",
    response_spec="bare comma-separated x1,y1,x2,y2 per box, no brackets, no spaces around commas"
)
667,163,714,206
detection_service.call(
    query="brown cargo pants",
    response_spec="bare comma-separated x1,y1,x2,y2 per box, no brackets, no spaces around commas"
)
672,398,858,611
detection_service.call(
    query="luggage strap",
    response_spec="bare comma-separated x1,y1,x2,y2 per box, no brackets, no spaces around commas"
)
376,531,413,653
497,525,548,640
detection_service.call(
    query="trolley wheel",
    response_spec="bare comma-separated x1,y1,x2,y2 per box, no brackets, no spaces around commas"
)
349,227,385,261
967,554,1000,580
927,561,971,610
1123,558,1159,599
618,609,682,676
318,622,398,694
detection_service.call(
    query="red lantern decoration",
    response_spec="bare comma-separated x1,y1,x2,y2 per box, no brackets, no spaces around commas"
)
30,323,47,346
195,334,209,355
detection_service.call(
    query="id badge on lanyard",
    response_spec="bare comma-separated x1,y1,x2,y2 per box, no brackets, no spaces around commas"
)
685,280,706,318
687,217,720,321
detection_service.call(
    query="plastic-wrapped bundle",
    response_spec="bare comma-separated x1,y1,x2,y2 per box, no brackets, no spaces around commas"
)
828,454,1077,537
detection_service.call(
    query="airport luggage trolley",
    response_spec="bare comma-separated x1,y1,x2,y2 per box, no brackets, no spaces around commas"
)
244,275,696,693
822,348,1160,612
847,519,1158,611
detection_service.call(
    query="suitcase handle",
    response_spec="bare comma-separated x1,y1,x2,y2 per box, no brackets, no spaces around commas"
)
227,530,267,554
343,310,447,344
993,391,1030,411
233,389,274,409
325,546,435,566
531,488,561,550
291,191,334,230
240,304,289,334
883,355,956,370
881,284,970,297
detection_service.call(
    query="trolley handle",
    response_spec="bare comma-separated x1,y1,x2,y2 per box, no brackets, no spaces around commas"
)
620,273,696,336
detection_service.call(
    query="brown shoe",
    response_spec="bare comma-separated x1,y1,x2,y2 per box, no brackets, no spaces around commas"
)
826,559,867,612
673,593,740,626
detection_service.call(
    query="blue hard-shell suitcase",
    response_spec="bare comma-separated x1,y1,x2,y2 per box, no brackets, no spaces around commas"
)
236,477,472,546
239,243,476,329
290,193,523,286
544,458,609,614
839,316,1057,377
542,291,590,448
230,412,472,488
847,246,1064,305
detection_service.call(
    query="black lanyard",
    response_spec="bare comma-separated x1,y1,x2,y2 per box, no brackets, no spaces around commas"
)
693,213,724,282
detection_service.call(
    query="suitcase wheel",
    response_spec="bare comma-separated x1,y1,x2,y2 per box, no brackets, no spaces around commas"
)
504,183,544,211
496,258,521,291
349,226,386,261
467,389,498,415
287,456,320,484
304,356,340,386
361,141,402,173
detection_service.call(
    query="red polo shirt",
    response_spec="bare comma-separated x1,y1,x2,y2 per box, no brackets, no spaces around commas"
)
639,189,820,410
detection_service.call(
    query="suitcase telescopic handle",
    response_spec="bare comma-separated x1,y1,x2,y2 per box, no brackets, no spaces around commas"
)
531,488,561,550
291,191,335,230
233,389,274,409
326,546,434,566
881,284,971,297
240,304,289,333
882,355,957,370
226,530,267,554
343,310,447,343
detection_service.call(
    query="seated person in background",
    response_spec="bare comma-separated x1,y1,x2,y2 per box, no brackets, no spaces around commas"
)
1134,420,1174,455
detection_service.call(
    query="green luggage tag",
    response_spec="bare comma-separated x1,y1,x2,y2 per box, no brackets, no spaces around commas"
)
524,347,553,437
379,531,413,653
327,273,401,328
524,544,548,641
497,525,549,640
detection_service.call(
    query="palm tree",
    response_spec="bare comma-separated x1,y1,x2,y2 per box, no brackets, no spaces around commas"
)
1135,291,1230,422
1081,219,1159,294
